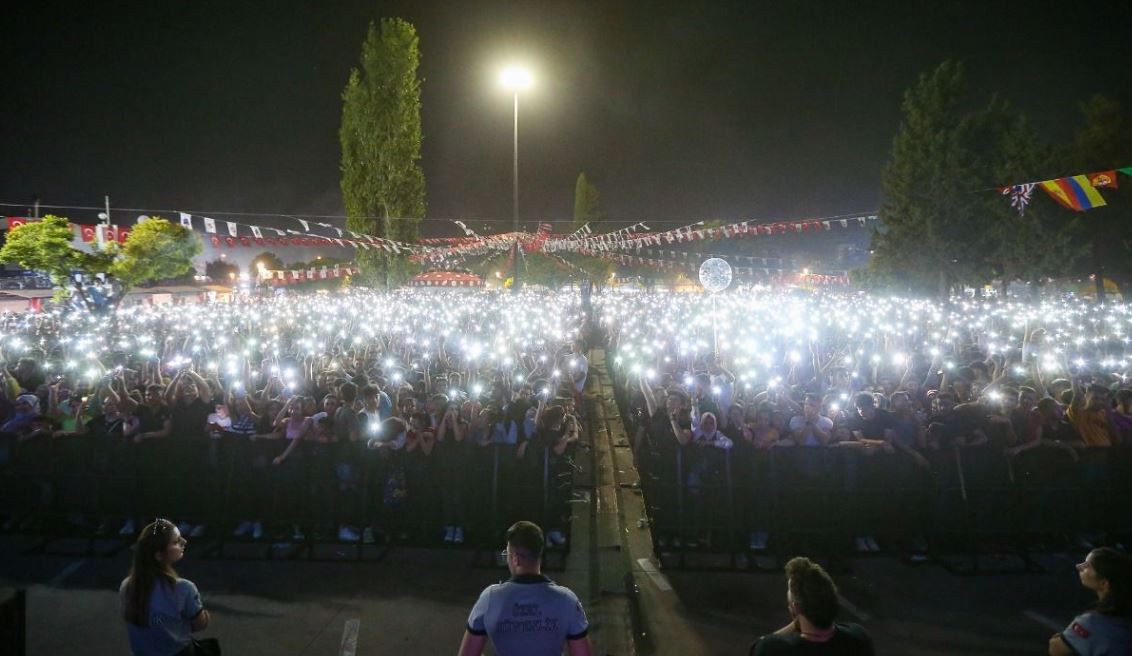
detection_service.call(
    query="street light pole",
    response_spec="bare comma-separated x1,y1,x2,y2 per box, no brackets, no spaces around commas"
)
500,66,532,234
512,90,519,234
500,66,532,292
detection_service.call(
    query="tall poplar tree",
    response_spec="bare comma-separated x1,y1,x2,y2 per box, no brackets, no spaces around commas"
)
572,172,603,231
340,18,426,288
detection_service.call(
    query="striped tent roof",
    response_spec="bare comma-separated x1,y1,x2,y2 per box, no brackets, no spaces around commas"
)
409,270,485,287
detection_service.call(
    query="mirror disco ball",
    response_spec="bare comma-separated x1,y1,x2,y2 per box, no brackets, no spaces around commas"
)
698,257,732,292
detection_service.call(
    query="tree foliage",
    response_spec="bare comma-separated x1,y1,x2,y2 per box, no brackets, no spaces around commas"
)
874,61,986,297
572,172,603,231
1062,95,1132,298
205,258,240,282
969,100,1087,288
249,251,285,277
340,17,426,288
109,217,201,287
0,215,200,292
870,61,1112,297
520,252,573,289
0,215,91,282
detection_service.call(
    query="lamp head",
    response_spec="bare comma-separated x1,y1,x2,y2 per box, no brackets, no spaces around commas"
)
500,66,533,91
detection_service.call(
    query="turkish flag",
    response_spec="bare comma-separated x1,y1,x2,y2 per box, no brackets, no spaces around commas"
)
117,227,131,244
210,236,222,248
239,236,252,247
101,225,118,242
80,225,97,242
255,237,264,246
6,217,29,230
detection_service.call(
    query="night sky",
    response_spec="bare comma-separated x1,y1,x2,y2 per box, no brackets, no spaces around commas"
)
3,1,1130,237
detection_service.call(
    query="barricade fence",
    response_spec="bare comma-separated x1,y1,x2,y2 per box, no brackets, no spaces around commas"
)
0,431,579,561
608,370,1132,571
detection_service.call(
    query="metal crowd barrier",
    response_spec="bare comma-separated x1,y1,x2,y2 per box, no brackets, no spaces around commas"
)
635,431,1132,574
0,430,579,567
603,370,1132,574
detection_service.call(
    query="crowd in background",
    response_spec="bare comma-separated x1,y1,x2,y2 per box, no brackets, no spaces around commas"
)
607,291,1132,554
0,291,591,547
4,288,1132,557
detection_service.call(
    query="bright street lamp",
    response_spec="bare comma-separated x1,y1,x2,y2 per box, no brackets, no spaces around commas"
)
499,66,532,233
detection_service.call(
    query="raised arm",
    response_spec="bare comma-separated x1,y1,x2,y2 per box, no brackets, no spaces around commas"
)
638,372,659,418
164,370,186,405
187,370,212,400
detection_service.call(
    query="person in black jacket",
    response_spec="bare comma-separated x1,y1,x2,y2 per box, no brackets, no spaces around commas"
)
749,557,873,655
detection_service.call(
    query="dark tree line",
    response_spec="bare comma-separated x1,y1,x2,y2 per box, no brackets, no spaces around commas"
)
870,61,1132,299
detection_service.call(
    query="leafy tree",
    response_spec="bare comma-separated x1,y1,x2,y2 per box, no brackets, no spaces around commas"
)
0,216,201,309
1062,95,1132,300
559,252,615,286
204,258,240,282
521,252,578,290
109,217,201,287
340,17,426,289
572,173,603,231
873,61,991,297
249,251,285,278
0,215,91,282
967,100,1086,293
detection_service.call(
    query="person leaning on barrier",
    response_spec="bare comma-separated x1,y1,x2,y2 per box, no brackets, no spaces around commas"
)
1048,548,1132,656
459,520,591,656
749,556,874,656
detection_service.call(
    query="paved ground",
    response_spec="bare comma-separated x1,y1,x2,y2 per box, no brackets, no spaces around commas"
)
0,535,525,654
0,534,1091,655
658,551,1090,655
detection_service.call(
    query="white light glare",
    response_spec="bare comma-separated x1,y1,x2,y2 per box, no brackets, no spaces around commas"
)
499,66,533,90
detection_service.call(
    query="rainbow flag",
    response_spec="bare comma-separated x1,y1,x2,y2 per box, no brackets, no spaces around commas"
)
1039,174,1107,211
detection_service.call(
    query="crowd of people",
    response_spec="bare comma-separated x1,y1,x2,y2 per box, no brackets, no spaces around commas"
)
0,291,591,548
607,292,1132,555
1,286,1131,654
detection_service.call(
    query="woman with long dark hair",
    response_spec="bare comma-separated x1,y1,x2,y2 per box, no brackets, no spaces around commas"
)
1049,547,1132,655
120,518,211,655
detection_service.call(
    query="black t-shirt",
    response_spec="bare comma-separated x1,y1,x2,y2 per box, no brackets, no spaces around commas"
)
85,414,127,440
171,398,211,440
749,623,874,656
136,404,172,434
846,409,896,440
649,408,678,453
